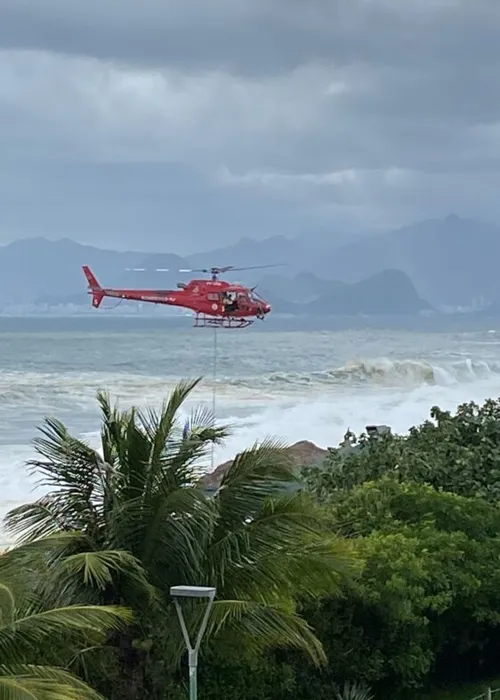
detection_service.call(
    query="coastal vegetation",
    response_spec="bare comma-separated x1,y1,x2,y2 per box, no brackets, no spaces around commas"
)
2,382,500,699
0,571,132,699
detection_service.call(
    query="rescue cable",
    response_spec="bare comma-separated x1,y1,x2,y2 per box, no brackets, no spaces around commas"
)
211,327,218,471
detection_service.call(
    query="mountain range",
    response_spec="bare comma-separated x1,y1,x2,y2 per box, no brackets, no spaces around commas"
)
323,214,500,309
0,214,498,315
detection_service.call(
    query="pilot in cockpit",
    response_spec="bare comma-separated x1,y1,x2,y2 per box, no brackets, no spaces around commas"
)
222,291,238,313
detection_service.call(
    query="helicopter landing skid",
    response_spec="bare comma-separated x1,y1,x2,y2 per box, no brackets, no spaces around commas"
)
193,314,254,329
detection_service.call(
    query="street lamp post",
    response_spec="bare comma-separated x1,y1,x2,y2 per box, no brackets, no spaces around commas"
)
170,585,216,700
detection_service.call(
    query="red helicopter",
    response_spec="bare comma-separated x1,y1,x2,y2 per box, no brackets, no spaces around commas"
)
82,264,277,328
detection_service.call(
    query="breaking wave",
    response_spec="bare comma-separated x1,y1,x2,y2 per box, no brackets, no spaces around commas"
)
0,358,498,411
230,357,500,390
1,355,500,547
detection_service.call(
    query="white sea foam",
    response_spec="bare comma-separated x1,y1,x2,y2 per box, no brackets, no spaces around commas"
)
2,327,500,547
229,357,500,388
2,363,499,542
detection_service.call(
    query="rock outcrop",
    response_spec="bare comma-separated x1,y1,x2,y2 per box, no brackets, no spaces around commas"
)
201,440,328,490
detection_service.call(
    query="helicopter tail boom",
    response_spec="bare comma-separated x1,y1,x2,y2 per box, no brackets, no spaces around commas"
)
82,265,105,308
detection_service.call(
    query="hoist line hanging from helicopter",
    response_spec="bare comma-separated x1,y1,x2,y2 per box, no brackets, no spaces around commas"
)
81,261,280,471
211,326,218,471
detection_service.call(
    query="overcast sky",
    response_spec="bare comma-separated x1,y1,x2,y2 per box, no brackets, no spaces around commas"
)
0,0,499,253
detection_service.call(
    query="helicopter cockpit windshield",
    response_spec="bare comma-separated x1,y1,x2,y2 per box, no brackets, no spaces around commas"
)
249,289,265,303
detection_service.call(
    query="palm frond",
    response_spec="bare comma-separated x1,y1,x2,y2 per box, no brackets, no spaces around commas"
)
214,438,297,528
39,550,159,610
0,605,132,664
96,390,120,428
4,418,107,543
118,413,155,503
97,390,129,470
153,429,228,495
50,549,157,609
0,571,48,622
206,490,358,604
4,500,78,544
3,498,95,547
139,379,208,494
117,488,214,583
0,664,105,700
0,583,15,626
29,419,101,496
212,534,355,604
184,403,232,448
194,599,326,666
0,532,93,608
335,681,374,700
138,378,202,457
186,404,223,434
139,378,201,439
95,382,225,507
242,493,358,596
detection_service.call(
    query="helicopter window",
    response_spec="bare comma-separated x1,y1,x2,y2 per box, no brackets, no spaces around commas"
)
207,293,219,301
220,291,239,311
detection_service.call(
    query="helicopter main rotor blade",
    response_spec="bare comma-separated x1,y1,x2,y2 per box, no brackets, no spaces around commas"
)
178,268,211,273
125,267,204,274
224,264,284,273
124,263,285,275
181,263,285,274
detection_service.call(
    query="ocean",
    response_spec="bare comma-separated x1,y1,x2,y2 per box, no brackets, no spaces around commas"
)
1,315,500,545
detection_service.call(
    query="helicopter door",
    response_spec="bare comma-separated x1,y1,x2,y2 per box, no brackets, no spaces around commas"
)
221,291,238,312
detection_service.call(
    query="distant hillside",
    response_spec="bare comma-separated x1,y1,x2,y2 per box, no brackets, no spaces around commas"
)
187,230,362,275
0,238,149,305
0,235,355,309
324,215,500,308
257,271,344,303
0,214,497,313
114,214,500,309
262,270,431,316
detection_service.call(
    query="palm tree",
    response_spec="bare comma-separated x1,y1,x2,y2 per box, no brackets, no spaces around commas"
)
2,378,357,698
0,573,132,700
335,682,374,700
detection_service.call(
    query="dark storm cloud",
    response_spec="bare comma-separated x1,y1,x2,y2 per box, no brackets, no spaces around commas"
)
1,0,498,77
0,0,499,248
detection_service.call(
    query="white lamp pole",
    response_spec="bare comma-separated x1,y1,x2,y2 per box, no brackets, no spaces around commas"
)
170,585,216,700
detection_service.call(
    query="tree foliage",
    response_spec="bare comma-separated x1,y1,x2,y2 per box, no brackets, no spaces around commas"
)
307,398,500,503
303,398,500,501
2,379,356,700
6,391,500,699
298,398,500,696
0,567,131,700
334,480,500,686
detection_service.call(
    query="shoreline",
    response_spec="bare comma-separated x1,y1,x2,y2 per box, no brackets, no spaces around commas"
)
0,313,497,334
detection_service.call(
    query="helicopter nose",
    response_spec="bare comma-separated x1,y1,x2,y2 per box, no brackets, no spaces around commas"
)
264,303,271,314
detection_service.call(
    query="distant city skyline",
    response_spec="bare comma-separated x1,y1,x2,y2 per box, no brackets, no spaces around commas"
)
1,1,499,252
